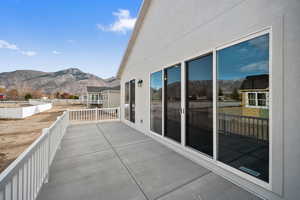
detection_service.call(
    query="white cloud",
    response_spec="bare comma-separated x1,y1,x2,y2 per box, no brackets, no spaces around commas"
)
0,39,37,56
97,9,136,34
21,51,37,56
240,60,268,73
67,40,75,43
0,40,19,50
52,50,61,55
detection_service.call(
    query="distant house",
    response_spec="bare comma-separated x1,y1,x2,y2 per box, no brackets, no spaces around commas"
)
86,86,120,108
239,75,269,118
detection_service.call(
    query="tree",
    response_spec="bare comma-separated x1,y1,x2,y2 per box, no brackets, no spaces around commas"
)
60,92,70,99
230,88,240,100
0,87,6,94
24,93,33,100
55,92,60,99
219,88,223,96
69,95,79,99
7,89,19,100
32,89,43,99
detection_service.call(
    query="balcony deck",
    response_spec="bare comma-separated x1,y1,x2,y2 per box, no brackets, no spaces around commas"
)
37,122,260,200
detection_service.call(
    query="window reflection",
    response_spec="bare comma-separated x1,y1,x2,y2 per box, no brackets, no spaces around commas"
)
125,80,135,123
125,82,130,120
164,65,181,143
186,54,213,156
217,34,270,182
130,79,135,123
150,71,163,134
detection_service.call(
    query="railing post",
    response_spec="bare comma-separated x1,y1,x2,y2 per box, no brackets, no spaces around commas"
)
43,128,50,184
95,107,98,121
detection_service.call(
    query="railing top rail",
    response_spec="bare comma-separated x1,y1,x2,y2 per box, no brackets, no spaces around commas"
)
68,107,120,112
218,112,268,121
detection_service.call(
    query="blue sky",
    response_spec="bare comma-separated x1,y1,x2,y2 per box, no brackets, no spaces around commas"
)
217,34,269,80
0,0,142,78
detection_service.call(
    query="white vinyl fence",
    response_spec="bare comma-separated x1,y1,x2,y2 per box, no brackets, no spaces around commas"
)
29,99,85,105
0,103,52,119
0,111,69,200
69,107,120,122
0,101,29,104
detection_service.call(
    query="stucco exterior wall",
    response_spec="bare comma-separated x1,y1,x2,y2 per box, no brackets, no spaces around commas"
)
119,0,300,199
103,91,120,108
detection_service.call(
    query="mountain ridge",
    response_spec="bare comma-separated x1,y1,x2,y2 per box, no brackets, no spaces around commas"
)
0,68,119,95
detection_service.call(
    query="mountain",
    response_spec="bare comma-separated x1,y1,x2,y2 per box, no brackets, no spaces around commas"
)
0,68,120,95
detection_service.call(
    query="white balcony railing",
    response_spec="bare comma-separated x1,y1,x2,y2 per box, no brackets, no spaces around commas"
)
69,107,120,122
0,111,69,200
86,100,104,105
0,107,120,200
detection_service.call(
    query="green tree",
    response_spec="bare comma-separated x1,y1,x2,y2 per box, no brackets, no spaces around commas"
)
24,93,33,100
219,88,223,96
230,88,240,100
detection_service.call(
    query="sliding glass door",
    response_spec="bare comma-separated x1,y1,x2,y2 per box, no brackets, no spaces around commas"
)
164,64,181,143
124,79,135,123
150,71,163,134
130,79,135,123
217,34,270,182
148,31,270,184
186,54,213,156
125,82,130,120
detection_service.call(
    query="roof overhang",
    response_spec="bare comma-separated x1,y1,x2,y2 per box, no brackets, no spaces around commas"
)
116,0,152,79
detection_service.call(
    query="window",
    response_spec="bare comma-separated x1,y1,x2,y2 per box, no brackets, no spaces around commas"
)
217,33,270,182
186,53,213,156
246,92,269,108
164,64,181,143
124,79,135,123
150,71,163,135
130,79,135,123
125,82,130,120
147,31,271,185
248,93,257,106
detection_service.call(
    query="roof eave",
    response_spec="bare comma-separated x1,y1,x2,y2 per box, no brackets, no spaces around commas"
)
116,0,152,79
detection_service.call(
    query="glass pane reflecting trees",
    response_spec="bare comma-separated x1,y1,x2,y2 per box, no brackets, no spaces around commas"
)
125,82,130,120
124,80,135,123
130,79,135,123
186,54,213,156
164,65,181,143
217,34,270,182
150,71,163,134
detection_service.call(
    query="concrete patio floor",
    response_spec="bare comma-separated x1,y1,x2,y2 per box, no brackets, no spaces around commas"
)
37,122,261,200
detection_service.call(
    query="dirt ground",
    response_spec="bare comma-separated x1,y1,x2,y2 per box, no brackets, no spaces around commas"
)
0,104,85,173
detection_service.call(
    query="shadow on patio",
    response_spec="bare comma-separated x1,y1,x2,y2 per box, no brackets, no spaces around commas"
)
37,122,260,200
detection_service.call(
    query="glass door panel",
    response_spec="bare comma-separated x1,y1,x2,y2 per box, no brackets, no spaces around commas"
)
164,64,181,143
217,34,270,182
125,82,130,120
130,79,135,123
186,53,213,156
150,71,163,134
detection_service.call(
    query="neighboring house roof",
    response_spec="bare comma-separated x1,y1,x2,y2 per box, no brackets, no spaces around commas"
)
116,0,152,79
87,86,109,93
87,85,120,93
240,74,269,90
